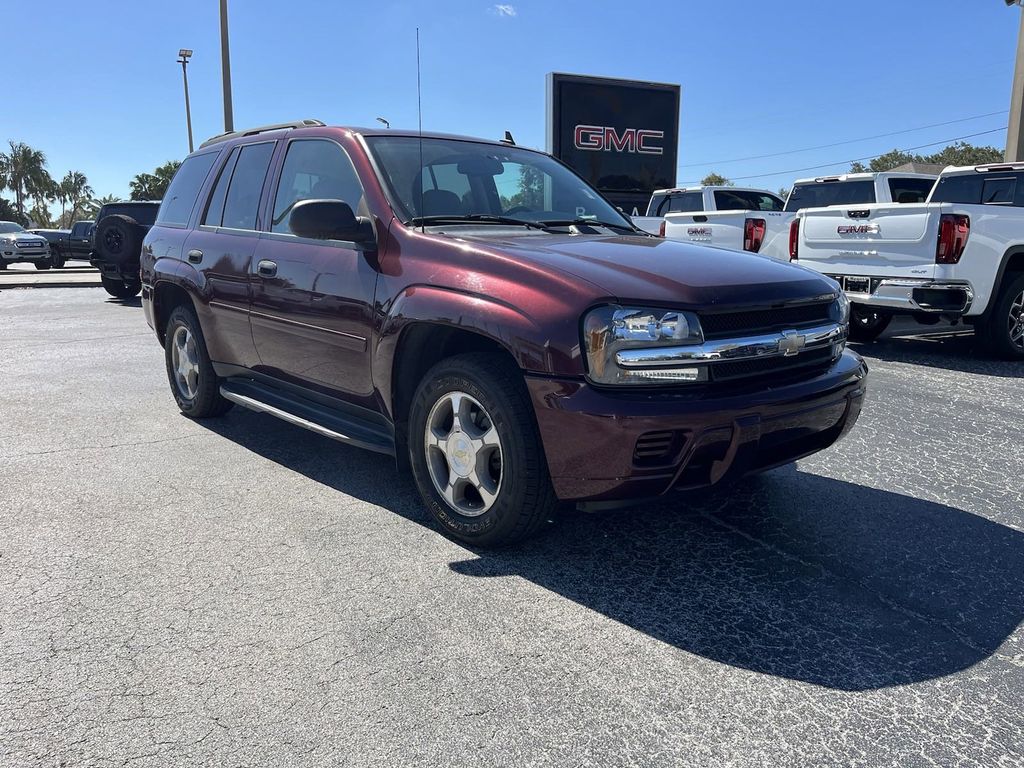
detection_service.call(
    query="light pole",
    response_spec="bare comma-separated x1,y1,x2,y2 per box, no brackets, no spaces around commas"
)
220,0,234,132
177,49,194,153
1007,0,1024,162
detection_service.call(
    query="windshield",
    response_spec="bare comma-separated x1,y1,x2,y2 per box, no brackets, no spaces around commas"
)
0,222,25,234
784,180,875,212
364,136,633,228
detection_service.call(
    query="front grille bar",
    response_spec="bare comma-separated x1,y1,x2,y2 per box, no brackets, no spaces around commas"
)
615,322,845,368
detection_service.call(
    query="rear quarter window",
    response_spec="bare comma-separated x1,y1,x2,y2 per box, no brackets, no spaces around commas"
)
156,152,220,226
887,177,936,204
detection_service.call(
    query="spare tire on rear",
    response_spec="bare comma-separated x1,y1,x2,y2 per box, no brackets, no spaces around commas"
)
94,215,143,265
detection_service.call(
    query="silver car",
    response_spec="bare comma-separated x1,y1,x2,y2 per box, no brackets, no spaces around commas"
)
0,221,51,269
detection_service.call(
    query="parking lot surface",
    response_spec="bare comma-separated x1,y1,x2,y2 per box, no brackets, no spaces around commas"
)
2,288,1023,767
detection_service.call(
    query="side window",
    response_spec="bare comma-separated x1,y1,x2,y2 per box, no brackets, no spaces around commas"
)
929,175,984,205
202,147,240,227
221,143,275,229
647,193,667,217
272,140,364,234
660,192,702,214
981,177,1016,206
888,177,936,204
156,152,219,226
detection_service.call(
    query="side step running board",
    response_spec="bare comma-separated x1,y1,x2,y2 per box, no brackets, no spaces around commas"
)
219,380,394,456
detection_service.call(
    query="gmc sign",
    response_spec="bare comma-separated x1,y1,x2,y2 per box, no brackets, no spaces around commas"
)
573,125,664,155
547,73,681,213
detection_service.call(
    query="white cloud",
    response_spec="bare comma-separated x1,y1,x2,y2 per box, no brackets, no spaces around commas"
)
492,4,517,17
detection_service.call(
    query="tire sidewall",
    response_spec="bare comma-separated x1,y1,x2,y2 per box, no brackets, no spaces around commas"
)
985,274,1024,360
409,365,533,546
95,215,141,265
164,306,218,417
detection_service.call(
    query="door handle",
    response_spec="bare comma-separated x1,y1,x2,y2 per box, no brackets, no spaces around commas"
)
257,259,278,277
187,249,203,263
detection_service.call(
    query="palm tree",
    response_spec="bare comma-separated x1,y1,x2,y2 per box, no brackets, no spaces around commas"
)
62,171,93,223
79,194,121,221
0,141,48,219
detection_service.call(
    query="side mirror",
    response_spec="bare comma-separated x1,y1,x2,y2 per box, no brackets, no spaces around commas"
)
289,199,374,245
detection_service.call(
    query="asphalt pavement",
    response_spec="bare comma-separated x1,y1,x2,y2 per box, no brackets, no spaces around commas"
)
1,289,1023,767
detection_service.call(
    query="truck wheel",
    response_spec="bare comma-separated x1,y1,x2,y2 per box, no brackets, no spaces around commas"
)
408,352,557,547
94,215,143,265
100,275,141,299
982,273,1024,360
163,305,233,418
34,261,52,270
848,306,891,343
51,254,66,269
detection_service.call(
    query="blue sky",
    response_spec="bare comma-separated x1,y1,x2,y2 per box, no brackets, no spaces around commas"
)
5,0,1020,202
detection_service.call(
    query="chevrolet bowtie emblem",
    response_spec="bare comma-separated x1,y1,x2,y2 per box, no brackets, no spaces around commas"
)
779,330,806,357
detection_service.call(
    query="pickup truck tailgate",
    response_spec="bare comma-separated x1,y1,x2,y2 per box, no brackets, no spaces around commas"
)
800,203,941,279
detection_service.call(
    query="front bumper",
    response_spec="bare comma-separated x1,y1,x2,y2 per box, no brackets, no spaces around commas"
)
527,350,867,503
2,245,49,261
831,276,973,315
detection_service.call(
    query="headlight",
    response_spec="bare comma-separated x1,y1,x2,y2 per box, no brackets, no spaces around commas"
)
583,305,706,386
830,291,850,325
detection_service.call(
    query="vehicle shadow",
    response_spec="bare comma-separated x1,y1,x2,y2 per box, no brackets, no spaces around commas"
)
104,296,142,308
851,322,1022,378
202,410,1024,692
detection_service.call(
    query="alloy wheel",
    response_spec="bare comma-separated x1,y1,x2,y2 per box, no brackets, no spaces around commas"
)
1009,289,1024,352
170,325,200,399
424,391,503,517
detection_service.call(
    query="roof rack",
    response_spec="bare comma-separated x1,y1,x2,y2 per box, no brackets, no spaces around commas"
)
198,119,326,149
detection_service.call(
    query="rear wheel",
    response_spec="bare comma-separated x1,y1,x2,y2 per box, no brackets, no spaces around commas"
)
981,273,1024,360
163,305,233,418
101,275,141,299
408,353,557,547
848,306,892,343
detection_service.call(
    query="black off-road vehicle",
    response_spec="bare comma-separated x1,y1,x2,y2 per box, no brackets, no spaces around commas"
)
90,201,161,298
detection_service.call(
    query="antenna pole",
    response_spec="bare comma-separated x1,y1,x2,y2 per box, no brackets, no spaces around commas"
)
417,27,424,233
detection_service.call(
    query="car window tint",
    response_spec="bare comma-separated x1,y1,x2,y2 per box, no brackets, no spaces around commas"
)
713,190,784,212
981,177,1016,205
156,152,218,226
221,143,275,230
203,147,240,227
784,180,876,212
928,174,984,204
272,140,364,234
646,193,666,217
659,192,702,214
886,177,935,204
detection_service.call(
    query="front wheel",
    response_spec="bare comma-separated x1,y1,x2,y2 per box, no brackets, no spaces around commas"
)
163,305,233,418
34,261,51,271
981,274,1024,360
848,306,892,343
100,275,141,299
408,353,557,547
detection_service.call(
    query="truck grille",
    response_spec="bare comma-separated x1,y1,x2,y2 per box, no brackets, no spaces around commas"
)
710,346,836,383
700,302,833,340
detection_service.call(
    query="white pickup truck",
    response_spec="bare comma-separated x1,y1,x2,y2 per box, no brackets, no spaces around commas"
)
637,173,937,261
632,186,792,259
790,162,1024,358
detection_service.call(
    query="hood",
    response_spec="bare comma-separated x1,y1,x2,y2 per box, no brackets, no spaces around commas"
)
1,231,46,242
454,232,838,309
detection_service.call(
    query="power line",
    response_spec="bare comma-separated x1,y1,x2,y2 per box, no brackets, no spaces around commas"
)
678,111,1008,168
678,128,1007,185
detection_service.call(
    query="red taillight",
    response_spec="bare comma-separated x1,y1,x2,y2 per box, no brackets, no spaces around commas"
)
743,218,766,252
658,220,666,238
789,218,800,261
936,214,970,264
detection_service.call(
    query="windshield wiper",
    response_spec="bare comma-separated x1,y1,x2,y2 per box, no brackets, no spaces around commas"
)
537,218,643,234
407,214,548,230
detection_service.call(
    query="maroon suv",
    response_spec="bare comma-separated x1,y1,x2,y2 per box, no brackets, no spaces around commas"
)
141,120,866,546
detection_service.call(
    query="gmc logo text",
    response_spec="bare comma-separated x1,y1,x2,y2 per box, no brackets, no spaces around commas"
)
573,125,664,155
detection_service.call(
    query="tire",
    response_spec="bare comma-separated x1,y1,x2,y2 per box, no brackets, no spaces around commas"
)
34,261,52,271
100,275,141,299
163,305,233,418
51,253,66,269
0,261,6,270
94,214,143,265
408,352,557,547
848,305,892,343
980,273,1024,360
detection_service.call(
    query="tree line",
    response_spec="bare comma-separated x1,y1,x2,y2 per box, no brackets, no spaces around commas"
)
699,141,1004,199
0,139,181,228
